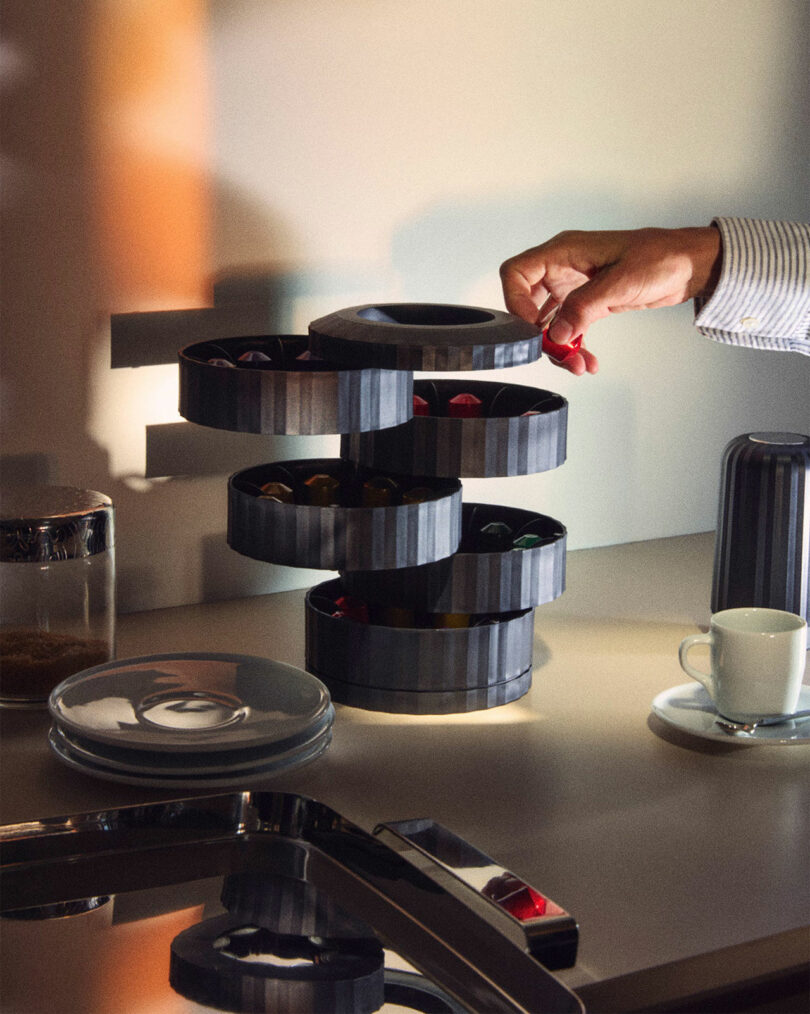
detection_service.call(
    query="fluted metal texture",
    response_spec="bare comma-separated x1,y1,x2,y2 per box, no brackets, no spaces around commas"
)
341,412,566,476
342,504,566,612
711,432,810,622
313,670,533,714
179,338,412,434
305,579,534,693
342,381,567,478
228,460,461,571
221,873,372,938
170,914,384,1014
309,303,542,371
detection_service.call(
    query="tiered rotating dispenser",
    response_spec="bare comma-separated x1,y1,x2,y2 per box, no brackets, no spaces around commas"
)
178,303,568,714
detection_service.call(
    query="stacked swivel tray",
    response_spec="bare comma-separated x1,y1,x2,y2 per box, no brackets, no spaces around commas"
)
179,303,568,714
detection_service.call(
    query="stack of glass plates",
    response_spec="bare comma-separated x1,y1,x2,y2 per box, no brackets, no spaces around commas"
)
47,652,335,788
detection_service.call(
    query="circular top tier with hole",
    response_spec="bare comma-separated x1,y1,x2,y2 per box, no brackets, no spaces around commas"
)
308,303,542,371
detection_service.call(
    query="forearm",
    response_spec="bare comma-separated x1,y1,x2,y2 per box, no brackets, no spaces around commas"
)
694,217,810,356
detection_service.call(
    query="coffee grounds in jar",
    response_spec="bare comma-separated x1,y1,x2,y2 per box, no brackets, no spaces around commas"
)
0,627,110,701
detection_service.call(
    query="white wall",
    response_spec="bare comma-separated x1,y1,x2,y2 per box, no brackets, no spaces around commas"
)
2,0,808,612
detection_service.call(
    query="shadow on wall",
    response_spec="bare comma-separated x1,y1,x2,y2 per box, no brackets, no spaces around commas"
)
2,1,808,614
0,0,385,612
0,2,318,613
388,180,810,306
1,1,114,496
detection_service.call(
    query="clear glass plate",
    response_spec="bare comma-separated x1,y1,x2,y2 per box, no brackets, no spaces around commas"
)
49,715,334,777
49,653,333,753
48,722,332,788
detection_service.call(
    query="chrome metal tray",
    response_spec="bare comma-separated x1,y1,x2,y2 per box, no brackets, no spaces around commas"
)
0,791,582,1013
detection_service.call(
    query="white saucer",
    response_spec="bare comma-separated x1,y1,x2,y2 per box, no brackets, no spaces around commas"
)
651,683,810,745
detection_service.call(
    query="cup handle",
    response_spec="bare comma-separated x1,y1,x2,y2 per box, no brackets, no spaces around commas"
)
678,632,715,694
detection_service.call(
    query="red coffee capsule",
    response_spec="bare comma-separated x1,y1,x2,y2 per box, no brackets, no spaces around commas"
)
412,394,430,417
334,595,369,623
447,393,483,418
542,328,582,363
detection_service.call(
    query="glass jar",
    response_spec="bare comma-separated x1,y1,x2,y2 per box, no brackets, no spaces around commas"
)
0,486,115,708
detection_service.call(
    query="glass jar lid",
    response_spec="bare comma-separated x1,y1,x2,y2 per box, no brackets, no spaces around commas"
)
0,486,114,562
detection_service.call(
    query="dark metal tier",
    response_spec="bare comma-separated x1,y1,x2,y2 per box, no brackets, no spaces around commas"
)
342,379,567,477
309,303,541,371
220,872,373,939
342,503,566,613
179,336,412,435
305,578,534,713
314,670,533,715
170,913,385,1014
228,460,461,571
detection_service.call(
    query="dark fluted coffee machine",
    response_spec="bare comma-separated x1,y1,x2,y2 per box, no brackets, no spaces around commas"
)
712,432,810,624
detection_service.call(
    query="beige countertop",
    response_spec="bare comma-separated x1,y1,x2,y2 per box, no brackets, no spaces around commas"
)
2,532,808,1009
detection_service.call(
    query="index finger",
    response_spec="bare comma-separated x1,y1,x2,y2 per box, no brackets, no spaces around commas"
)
499,258,550,324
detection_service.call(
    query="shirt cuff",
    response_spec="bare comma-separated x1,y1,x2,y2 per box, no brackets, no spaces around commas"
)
694,217,810,350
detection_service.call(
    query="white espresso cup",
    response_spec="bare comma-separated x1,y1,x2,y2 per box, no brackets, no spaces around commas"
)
678,607,807,722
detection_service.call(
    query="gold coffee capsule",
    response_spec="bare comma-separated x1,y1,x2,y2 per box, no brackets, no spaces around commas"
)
303,474,341,506
259,481,294,503
401,486,437,505
361,476,399,507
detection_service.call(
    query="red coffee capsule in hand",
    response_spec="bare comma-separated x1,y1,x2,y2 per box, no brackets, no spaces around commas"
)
542,328,582,363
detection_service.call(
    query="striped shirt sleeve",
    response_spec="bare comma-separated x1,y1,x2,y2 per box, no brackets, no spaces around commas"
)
693,217,810,356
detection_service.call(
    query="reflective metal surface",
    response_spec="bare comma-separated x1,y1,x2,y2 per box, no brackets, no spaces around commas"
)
0,792,583,1013
0,486,114,562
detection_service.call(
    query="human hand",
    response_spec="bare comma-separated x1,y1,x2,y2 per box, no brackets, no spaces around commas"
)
500,226,722,375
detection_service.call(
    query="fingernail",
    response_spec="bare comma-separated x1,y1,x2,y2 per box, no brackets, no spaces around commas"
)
538,305,558,328
549,319,574,344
